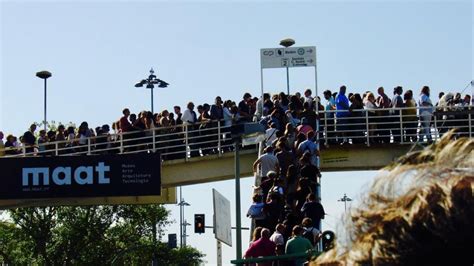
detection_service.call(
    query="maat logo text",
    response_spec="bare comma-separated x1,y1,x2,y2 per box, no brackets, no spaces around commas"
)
22,162,111,186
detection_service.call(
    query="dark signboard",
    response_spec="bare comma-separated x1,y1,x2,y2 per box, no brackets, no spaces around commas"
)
0,153,161,200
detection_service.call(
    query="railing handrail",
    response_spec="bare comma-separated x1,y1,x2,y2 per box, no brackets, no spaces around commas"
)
1,107,472,158
230,250,320,265
319,105,473,114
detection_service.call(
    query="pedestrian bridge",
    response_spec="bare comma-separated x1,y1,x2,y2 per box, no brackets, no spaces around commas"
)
1,106,471,208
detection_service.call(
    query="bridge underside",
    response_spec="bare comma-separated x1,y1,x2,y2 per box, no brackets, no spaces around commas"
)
0,188,177,209
161,143,420,188
0,144,418,209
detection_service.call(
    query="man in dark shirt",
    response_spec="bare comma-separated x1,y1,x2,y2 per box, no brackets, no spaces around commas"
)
210,96,224,121
239,92,252,122
299,101,317,131
22,130,36,153
301,193,325,229
174,106,183,126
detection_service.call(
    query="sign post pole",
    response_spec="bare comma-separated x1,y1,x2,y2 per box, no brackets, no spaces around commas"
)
234,140,242,260
217,240,222,266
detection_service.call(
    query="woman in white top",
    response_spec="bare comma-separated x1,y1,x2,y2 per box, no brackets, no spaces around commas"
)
418,86,433,142
223,100,233,127
363,92,378,143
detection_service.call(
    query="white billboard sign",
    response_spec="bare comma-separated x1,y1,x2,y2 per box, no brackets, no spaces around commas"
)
213,189,232,246
260,46,316,69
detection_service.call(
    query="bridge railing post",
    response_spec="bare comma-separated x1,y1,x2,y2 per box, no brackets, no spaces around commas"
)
323,112,328,147
87,138,91,155
433,113,438,141
119,132,124,154
469,112,472,138
217,120,222,157
365,109,370,147
185,125,189,162
399,109,404,144
55,142,59,156
152,128,156,153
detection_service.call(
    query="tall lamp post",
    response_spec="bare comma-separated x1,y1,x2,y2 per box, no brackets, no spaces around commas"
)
338,193,352,212
36,71,52,131
134,68,169,113
279,38,295,96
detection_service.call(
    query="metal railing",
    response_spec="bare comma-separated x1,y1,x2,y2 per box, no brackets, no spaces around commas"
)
231,250,321,265
1,120,240,160
1,106,472,159
320,105,473,146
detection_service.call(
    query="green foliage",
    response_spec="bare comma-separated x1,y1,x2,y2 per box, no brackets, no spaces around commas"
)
0,205,204,265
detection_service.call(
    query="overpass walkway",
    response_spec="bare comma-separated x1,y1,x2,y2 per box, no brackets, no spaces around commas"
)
1,107,472,207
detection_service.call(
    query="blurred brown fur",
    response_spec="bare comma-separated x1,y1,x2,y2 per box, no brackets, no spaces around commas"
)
313,131,473,265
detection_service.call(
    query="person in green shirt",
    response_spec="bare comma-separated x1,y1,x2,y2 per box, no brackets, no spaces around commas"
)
285,225,313,266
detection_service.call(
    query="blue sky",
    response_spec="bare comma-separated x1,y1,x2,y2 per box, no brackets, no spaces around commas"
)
1,0,472,265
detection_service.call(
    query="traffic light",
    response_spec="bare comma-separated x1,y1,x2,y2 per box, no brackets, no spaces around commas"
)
194,214,205,234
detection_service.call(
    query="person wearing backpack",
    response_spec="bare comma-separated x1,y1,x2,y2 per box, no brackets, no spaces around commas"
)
302,217,321,248
296,131,320,168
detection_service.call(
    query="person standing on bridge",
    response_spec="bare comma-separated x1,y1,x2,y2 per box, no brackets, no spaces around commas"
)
335,86,350,144
323,90,337,145
182,102,199,157
391,86,404,143
376,87,391,143
239,92,253,122
418,86,433,143
253,146,279,187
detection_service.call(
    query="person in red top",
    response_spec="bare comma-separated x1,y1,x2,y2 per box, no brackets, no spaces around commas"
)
244,228,276,265
119,108,132,132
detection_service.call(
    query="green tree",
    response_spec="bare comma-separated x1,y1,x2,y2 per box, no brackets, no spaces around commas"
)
1,205,204,265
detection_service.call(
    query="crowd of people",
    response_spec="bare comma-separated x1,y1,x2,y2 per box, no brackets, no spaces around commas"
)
0,85,472,265
0,85,471,158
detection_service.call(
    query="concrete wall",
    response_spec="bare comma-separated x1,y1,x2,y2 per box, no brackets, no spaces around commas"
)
161,144,418,187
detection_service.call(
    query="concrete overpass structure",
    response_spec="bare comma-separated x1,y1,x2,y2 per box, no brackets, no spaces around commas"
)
161,143,419,188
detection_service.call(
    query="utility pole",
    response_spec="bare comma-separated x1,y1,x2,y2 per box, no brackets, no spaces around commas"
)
177,186,190,247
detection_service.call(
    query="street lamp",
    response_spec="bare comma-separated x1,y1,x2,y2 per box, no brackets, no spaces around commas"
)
279,38,295,96
338,193,352,212
36,70,52,131
134,68,169,113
